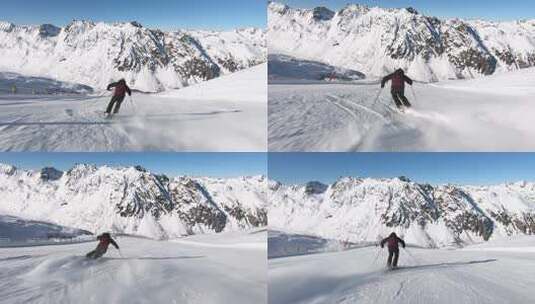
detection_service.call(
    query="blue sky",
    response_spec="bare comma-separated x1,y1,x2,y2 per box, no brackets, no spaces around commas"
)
279,0,535,21
269,153,535,185
0,153,266,178
0,0,266,30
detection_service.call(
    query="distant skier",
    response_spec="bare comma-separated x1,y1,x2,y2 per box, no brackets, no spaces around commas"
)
105,79,131,117
381,68,413,109
86,232,119,259
380,232,406,269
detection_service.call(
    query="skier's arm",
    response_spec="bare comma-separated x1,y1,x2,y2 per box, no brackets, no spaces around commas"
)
404,75,413,85
399,238,406,248
381,74,392,88
380,238,387,248
110,238,119,249
126,85,132,96
107,82,118,91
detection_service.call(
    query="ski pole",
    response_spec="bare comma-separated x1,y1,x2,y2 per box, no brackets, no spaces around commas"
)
371,87,383,108
410,86,418,105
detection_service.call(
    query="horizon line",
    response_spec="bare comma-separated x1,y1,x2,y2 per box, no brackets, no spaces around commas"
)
0,162,266,179
273,176,534,187
0,19,263,32
271,1,535,23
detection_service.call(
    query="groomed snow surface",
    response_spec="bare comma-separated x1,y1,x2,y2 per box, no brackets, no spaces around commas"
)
0,229,267,304
269,67,535,151
269,231,535,304
0,64,266,151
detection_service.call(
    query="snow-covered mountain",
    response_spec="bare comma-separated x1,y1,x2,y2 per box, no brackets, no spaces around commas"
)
0,163,267,239
268,1,535,82
269,177,535,248
0,20,266,92
0,214,92,242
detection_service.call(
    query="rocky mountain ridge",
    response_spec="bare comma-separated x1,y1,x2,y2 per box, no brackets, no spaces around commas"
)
269,176,535,247
0,163,267,239
0,20,266,92
268,1,535,82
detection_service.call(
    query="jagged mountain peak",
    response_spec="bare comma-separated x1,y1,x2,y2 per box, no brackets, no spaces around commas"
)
270,177,535,248
405,7,419,15
0,163,17,175
66,163,97,176
312,7,335,21
0,19,266,92
269,2,535,81
0,163,267,240
0,21,15,32
304,181,328,195
40,167,63,181
38,24,61,37
268,1,289,13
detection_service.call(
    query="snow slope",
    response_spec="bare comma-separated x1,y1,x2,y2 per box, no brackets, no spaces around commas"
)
0,230,266,304
268,54,365,82
268,2,535,82
0,72,93,95
0,20,265,92
268,67,535,151
268,230,362,258
0,163,267,240
269,176,535,248
0,214,92,243
0,64,266,151
268,236,535,304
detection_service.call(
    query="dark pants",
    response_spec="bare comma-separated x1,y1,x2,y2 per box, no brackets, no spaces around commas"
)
86,247,107,259
387,249,400,267
106,95,125,114
391,91,411,108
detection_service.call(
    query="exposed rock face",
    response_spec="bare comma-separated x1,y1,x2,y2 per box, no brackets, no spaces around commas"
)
0,20,266,92
305,181,328,195
40,167,63,181
269,177,535,248
0,164,267,239
268,1,535,82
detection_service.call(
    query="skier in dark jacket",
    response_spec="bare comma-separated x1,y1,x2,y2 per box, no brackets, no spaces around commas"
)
381,68,413,109
380,232,406,268
86,232,119,259
105,79,131,116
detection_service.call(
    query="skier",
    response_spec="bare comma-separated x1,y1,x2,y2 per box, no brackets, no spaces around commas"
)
105,79,131,117
381,68,413,109
86,232,119,259
380,232,406,269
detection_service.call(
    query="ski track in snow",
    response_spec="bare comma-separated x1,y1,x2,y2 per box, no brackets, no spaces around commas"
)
0,233,267,304
0,64,266,152
269,69,535,151
269,245,535,304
